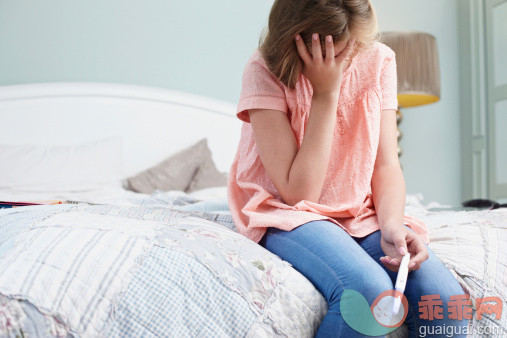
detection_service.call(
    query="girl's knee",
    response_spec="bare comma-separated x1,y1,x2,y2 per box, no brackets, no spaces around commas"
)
328,267,392,307
360,272,393,305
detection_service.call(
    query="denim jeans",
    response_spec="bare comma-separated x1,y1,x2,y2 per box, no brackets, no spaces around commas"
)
258,220,469,338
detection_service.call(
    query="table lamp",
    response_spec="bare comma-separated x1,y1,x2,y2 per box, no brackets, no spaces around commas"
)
380,31,441,158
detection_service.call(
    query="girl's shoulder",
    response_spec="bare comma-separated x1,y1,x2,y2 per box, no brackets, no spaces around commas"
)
363,40,396,60
243,49,287,89
358,41,396,74
247,49,270,70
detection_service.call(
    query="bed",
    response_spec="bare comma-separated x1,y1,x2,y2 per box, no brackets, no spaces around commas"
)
0,82,505,337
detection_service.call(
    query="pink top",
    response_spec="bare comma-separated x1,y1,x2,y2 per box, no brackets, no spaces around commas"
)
227,41,430,245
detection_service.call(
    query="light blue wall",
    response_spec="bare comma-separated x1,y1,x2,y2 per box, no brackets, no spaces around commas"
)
0,0,272,103
0,0,461,206
371,0,461,207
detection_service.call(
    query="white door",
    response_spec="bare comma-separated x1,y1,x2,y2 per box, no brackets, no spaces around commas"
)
485,0,507,199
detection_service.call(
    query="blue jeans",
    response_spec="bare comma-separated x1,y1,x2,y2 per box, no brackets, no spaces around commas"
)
258,220,469,338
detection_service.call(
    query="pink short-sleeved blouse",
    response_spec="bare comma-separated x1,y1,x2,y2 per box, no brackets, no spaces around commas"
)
227,41,430,245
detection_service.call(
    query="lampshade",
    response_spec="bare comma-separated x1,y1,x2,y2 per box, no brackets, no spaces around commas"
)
380,31,441,108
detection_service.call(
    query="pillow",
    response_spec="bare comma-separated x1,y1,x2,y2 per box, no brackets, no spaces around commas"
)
126,138,211,194
185,155,228,193
0,137,124,192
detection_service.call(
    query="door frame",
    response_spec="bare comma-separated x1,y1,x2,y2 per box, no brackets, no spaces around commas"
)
458,0,489,200
484,0,507,199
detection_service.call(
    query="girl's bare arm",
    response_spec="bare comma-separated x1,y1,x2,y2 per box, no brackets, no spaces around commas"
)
248,34,354,206
249,92,339,205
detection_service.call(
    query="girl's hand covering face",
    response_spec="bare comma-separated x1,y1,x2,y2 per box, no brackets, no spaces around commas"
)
294,33,355,97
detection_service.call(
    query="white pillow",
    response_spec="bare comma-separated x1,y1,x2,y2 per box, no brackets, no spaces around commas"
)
0,137,124,192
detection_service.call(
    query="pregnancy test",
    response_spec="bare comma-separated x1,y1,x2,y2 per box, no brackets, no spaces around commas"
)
392,253,411,315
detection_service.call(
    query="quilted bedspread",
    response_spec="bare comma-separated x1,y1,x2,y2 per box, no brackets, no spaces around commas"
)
0,192,327,337
0,191,506,337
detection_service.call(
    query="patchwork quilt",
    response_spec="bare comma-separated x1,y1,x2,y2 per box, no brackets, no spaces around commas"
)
0,192,326,337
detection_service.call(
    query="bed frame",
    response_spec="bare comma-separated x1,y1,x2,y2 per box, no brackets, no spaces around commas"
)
0,82,242,177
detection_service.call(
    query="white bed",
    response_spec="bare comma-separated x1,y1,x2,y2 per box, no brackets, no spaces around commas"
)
0,82,329,338
0,82,505,337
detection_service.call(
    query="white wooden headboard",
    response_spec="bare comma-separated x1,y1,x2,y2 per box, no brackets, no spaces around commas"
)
0,82,242,177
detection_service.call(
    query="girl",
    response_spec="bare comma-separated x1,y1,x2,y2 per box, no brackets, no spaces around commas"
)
227,0,469,337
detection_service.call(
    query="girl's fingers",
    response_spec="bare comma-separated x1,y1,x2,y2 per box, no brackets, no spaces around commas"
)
294,34,312,64
380,257,399,272
406,233,429,271
311,33,323,61
325,35,334,63
381,256,400,266
295,34,312,64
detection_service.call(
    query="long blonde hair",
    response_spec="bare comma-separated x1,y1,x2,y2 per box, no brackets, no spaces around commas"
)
258,0,379,90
